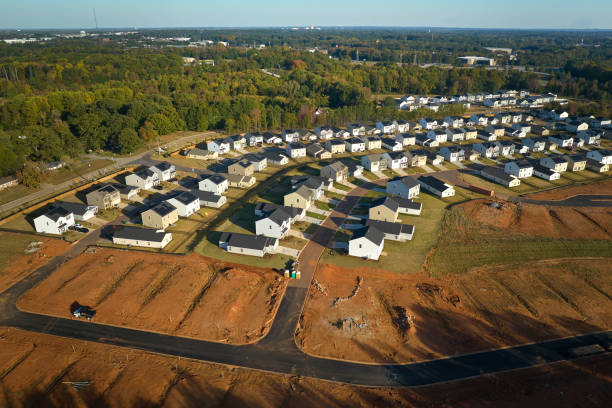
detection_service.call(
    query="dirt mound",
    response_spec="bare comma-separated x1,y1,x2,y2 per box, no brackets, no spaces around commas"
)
17,248,286,344
461,199,612,240
298,259,612,364
528,178,612,201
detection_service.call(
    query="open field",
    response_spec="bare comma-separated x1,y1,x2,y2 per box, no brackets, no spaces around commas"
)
0,327,609,407
17,248,286,344
0,232,69,293
46,159,114,186
425,199,612,277
527,177,612,201
298,258,612,364
0,185,40,206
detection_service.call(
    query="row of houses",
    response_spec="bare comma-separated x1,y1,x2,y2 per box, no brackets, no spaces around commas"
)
346,173,458,260
477,149,612,188
217,172,336,257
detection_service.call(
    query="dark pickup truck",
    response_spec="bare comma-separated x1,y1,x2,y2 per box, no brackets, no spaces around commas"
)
72,306,96,320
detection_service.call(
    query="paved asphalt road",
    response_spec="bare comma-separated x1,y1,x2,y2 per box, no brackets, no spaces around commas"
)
1,178,611,386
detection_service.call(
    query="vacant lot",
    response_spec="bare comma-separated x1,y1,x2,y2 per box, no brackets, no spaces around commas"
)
0,327,609,407
298,258,612,364
0,232,69,293
17,248,286,344
462,199,611,240
528,177,612,201
425,200,612,277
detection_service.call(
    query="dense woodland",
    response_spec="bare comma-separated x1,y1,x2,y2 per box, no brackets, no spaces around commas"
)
0,29,610,177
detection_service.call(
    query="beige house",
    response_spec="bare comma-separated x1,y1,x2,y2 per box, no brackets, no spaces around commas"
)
320,161,348,182
361,154,387,172
325,139,346,154
184,148,218,160
141,202,179,229
283,185,313,209
368,197,399,222
362,136,382,150
225,174,256,188
228,159,254,176
86,184,121,210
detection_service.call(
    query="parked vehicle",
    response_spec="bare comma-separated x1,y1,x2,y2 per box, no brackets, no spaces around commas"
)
73,306,96,320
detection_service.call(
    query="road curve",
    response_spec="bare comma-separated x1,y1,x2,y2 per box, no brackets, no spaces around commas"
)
1,183,611,387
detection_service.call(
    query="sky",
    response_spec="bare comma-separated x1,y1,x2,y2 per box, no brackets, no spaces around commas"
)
1,0,611,30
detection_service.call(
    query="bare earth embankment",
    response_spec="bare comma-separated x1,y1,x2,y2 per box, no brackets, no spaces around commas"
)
17,248,286,344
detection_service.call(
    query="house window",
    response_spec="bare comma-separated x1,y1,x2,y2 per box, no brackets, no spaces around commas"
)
359,244,362,249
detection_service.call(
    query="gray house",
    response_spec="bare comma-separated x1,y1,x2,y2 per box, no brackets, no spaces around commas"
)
219,232,278,257
386,177,420,199
364,219,414,241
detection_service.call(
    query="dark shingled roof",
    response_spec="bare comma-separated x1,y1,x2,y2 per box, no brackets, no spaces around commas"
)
43,206,72,221
222,232,276,251
266,208,292,226
350,226,384,246
168,191,199,205
364,219,414,236
418,176,451,191
151,162,173,172
201,174,227,185
370,196,399,213
254,202,303,219
114,226,169,243
191,190,224,203
52,201,92,217
148,202,177,217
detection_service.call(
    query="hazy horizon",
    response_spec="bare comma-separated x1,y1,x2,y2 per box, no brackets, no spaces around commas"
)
2,0,611,30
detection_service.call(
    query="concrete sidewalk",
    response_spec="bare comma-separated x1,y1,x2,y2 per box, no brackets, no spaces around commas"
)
273,245,300,257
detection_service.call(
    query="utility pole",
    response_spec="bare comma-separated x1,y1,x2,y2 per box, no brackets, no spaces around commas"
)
93,8,99,30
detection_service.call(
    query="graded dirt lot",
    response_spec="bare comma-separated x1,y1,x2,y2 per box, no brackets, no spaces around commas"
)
0,232,69,293
297,259,612,364
0,326,610,407
17,248,286,344
462,199,612,240
528,177,612,201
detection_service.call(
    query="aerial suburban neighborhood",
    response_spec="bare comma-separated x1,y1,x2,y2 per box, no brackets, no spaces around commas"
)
0,5,610,406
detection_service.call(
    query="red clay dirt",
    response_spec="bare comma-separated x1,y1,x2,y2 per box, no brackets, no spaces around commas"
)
297,259,612,364
17,247,286,344
0,326,610,407
461,199,612,239
527,177,612,201
0,232,69,293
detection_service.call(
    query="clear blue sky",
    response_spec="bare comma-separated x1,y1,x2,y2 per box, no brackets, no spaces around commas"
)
1,0,611,30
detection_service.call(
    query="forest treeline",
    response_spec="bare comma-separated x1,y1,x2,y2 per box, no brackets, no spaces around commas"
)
0,38,609,177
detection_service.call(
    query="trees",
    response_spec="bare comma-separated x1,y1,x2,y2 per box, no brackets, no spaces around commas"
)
116,128,142,154
17,161,44,188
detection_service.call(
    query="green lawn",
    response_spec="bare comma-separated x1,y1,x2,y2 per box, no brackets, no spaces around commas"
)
306,211,326,221
0,184,40,206
362,170,379,180
280,235,308,250
0,232,52,271
321,193,462,274
314,200,335,211
333,182,351,191
195,231,292,269
46,159,114,185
